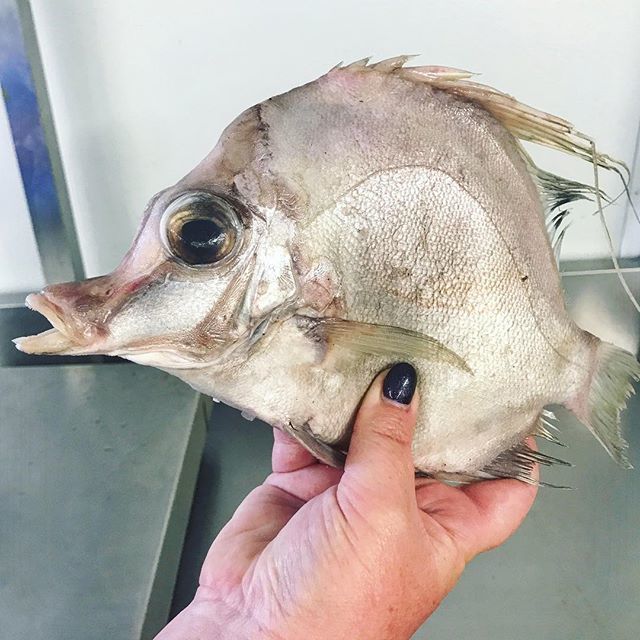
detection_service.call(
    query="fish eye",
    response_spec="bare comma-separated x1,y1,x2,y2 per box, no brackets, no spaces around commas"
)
161,192,240,266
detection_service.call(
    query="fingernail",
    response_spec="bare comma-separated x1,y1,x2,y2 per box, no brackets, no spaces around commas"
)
382,363,417,405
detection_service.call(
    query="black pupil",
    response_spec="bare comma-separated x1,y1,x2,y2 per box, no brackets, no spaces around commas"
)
179,218,225,263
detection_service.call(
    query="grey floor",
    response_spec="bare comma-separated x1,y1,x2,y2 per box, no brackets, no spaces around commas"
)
169,398,640,639
1,363,205,640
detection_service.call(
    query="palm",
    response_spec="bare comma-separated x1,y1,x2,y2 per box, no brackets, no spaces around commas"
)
157,370,538,639
197,430,537,636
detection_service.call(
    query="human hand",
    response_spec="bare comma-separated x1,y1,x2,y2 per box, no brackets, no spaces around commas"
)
156,364,537,639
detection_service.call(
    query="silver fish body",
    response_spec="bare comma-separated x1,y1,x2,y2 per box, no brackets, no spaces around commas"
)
16,58,639,482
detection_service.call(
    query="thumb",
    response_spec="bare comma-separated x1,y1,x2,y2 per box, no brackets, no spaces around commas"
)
344,363,419,496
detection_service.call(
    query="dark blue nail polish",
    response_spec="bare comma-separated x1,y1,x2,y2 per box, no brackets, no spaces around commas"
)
383,363,417,405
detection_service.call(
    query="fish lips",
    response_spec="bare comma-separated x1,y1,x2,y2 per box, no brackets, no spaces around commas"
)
14,292,221,367
13,293,104,355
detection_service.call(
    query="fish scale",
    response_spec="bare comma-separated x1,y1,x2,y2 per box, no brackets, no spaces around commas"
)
14,56,640,484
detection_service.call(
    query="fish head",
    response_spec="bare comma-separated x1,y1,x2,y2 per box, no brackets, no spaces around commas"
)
15,64,425,369
14,107,301,368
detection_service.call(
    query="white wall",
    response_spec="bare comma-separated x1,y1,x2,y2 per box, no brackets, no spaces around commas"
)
2,0,640,292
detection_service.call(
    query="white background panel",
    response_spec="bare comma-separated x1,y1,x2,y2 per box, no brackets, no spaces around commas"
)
2,1,639,292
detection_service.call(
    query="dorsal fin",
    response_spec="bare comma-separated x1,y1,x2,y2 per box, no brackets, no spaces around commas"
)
336,56,625,173
333,56,639,311
535,166,607,257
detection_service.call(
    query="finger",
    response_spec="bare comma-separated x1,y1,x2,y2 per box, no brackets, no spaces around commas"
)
460,437,538,555
272,427,317,473
266,464,343,502
216,484,302,543
416,439,538,560
205,462,344,584
460,436,539,545
343,363,419,498
201,484,302,585
460,476,538,558
416,477,537,563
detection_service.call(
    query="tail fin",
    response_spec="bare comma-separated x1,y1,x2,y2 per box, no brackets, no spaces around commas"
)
572,341,640,468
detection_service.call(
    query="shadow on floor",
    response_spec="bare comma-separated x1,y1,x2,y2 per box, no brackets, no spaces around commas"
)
169,403,274,617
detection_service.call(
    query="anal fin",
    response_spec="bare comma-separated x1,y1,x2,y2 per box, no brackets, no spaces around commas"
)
479,424,573,488
418,413,572,487
534,409,566,447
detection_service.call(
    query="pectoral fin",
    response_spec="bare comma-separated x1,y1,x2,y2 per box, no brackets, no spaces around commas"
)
309,317,471,374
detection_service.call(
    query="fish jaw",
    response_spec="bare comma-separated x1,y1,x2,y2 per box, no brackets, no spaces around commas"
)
13,328,75,354
13,293,107,355
13,291,221,364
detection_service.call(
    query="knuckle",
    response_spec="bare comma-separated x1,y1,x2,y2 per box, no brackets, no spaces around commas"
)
368,409,413,446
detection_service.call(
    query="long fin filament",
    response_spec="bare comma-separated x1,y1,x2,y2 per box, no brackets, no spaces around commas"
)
589,140,640,313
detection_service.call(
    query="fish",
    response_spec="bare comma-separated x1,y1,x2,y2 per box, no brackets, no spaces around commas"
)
14,56,640,484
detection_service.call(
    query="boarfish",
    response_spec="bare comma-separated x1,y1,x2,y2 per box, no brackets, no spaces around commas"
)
15,56,640,484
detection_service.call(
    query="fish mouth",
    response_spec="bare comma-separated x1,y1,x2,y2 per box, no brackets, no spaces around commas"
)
13,293,206,365
13,293,98,355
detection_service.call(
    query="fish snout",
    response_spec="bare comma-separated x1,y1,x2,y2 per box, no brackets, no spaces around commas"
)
15,276,119,354
42,275,118,319
41,275,123,338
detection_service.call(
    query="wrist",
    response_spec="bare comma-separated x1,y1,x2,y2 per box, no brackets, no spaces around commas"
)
184,589,261,640
181,589,325,640
187,586,300,640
